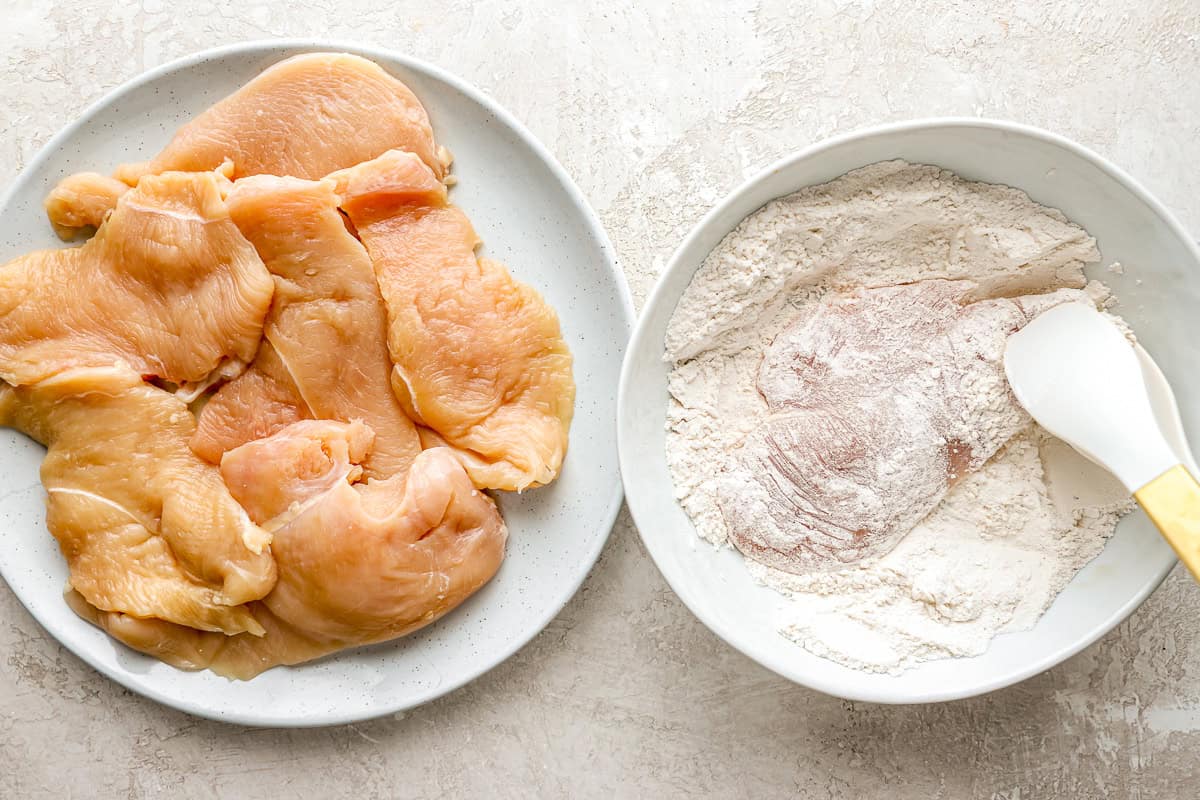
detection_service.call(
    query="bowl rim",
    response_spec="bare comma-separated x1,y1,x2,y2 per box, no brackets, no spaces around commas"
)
0,38,634,727
618,116,1192,704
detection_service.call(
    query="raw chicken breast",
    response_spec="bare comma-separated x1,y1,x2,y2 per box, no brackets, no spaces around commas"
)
191,175,420,479
719,280,1087,574
222,422,505,647
0,170,273,387
189,341,310,464
331,150,575,491
70,420,507,679
0,366,275,635
42,172,129,239
46,53,447,237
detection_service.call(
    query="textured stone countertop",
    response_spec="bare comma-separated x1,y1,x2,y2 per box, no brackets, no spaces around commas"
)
3,2,1200,797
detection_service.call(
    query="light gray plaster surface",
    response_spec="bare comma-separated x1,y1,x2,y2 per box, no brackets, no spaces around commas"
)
2,2,1200,797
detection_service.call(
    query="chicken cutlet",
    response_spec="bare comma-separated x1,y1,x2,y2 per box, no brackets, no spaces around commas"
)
331,150,575,491
189,341,311,464
3,51,577,681
718,280,1088,574
0,170,273,388
45,52,448,237
0,366,275,635
191,175,420,479
69,420,506,679
42,172,129,238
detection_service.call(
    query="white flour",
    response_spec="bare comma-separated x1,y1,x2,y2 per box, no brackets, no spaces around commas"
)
664,161,1134,674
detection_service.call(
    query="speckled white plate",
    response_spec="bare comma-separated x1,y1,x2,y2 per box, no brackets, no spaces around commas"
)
619,119,1199,703
0,40,632,726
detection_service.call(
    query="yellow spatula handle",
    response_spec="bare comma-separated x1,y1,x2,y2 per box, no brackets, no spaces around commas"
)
1135,464,1200,581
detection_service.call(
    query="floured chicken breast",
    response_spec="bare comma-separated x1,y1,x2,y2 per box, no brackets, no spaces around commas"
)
70,420,506,679
191,175,420,479
332,150,575,491
0,170,273,387
0,367,275,635
46,53,448,237
719,280,1087,574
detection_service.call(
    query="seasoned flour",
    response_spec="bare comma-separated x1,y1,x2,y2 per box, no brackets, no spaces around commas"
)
664,161,1134,674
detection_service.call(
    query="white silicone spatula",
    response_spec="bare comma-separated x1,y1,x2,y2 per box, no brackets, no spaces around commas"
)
1004,302,1200,580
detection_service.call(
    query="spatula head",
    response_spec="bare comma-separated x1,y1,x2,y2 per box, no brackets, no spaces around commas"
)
1004,302,1177,491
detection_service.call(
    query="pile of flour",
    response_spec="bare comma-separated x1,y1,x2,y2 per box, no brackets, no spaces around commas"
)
664,161,1134,674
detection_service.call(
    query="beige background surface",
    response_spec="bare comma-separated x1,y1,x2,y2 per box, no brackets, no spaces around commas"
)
3,1,1200,797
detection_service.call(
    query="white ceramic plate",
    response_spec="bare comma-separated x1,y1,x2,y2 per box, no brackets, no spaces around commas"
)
619,119,1200,703
0,41,632,726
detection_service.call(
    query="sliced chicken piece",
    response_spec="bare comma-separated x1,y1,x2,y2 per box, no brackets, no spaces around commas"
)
70,420,507,679
222,422,505,647
191,176,420,479
0,170,273,387
330,150,575,491
188,341,310,464
719,280,1088,574
0,367,275,634
222,418,375,523
46,53,448,237
42,172,129,239
66,589,329,677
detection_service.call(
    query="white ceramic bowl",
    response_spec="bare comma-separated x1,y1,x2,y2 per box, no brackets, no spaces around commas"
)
618,118,1200,703
0,40,633,726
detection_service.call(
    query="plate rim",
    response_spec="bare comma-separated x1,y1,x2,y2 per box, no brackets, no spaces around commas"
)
618,116,1192,704
0,38,634,727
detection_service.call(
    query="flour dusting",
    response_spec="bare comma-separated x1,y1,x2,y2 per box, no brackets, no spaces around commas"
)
664,161,1134,674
